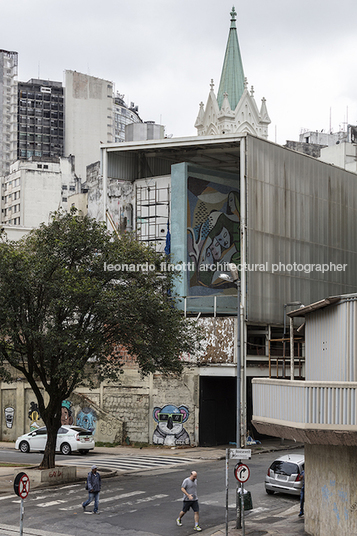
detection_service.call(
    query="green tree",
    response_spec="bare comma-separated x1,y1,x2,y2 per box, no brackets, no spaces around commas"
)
0,210,198,469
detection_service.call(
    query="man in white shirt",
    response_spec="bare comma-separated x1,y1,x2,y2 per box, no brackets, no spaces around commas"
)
176,470,202,532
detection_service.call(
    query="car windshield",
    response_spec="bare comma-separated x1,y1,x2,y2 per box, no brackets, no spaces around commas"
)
270,461,300,476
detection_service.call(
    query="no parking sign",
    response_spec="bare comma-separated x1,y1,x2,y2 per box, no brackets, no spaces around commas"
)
14,472,30,536
14,472,30,498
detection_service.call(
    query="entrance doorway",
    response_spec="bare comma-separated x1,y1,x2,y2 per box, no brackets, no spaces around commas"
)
199,376,236,446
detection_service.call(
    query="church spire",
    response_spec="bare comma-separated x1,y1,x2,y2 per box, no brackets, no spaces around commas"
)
217,7,245,111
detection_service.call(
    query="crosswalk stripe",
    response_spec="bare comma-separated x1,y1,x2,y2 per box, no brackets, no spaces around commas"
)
99,491,145,503
37,500,67,508
64,455,195,472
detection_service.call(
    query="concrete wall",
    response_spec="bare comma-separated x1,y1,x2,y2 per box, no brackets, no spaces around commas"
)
305,443,357,536
0,316,235,446
0,367,199,446
65,71,114,181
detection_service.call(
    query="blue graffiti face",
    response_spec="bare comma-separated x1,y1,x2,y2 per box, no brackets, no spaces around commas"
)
76,409,97,433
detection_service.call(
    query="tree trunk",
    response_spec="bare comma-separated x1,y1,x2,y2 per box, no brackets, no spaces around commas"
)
38,399,62,470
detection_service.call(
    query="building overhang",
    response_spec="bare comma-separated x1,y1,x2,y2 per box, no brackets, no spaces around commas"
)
252,419,357,447
101,134,246,178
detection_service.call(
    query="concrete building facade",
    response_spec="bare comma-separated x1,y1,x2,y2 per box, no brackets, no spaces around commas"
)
18,79,64,160
252,295,357,535
1,156,77,229
99,132,357,445
64,71,114,181
0,50,18,178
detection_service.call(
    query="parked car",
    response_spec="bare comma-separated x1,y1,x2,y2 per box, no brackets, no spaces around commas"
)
15,425,95,455
265,453,304,496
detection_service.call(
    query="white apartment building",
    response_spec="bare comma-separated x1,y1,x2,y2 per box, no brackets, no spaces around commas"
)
0,50,18,177
1,156,77,230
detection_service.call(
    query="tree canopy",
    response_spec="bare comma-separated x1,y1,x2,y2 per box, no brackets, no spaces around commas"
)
0,210,198,468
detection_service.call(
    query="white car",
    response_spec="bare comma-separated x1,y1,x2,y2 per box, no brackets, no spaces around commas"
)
15,425,95,455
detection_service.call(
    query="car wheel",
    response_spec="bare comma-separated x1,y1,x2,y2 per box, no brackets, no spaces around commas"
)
19,441,30,453
266,489,275,495
60,442,72,455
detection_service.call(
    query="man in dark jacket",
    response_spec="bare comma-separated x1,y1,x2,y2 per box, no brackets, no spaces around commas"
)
82,465,101,514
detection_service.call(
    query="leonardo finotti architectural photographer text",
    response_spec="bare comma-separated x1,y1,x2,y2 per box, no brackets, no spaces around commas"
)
103,261,348,274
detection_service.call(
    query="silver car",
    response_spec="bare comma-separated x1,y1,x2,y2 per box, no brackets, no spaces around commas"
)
265,453,304,496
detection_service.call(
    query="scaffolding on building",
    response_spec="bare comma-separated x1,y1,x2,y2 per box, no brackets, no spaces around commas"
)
136,183,170,252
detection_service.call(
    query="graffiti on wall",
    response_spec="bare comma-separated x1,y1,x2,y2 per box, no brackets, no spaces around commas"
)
76,407,97,433
187,177,240,290
4,407,14,428
61,400,74,426
28,402,41,431
152,404,190,446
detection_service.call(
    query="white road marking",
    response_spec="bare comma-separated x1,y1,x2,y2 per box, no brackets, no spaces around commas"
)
37,500,67,507
100,491,145,503
135,494,168,503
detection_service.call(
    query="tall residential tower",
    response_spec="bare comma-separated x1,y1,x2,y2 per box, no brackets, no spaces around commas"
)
0,50,18,177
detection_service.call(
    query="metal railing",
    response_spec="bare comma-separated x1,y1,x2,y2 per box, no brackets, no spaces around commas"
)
252,378,357,427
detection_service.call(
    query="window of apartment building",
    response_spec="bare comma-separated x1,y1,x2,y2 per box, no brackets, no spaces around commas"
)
69,185,75,191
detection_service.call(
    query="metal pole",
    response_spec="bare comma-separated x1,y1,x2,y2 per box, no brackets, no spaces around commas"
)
237,279,241,448
19,498,24,536
236,280,242,529
290,317,294,380
225,449,229,536
241,481,245,536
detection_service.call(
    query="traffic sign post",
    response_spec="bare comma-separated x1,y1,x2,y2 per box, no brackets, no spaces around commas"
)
225,449,252,536
14,472,30,536
234,462,250,535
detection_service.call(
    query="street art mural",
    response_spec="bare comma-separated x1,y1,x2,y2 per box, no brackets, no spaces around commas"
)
4,407,14,428
28,401,41,431
61,400,74,425
187,176,240,291
152,404,190,446
76,406,97,434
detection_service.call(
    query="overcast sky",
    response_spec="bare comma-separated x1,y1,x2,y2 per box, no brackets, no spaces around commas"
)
2,0,357,144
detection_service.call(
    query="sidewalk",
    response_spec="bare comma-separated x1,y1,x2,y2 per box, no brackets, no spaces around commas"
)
0,439,307,536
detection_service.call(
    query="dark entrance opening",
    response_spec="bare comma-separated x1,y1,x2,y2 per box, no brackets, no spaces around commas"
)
199,376,236,446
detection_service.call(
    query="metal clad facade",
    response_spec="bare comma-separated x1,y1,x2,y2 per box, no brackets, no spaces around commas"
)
246,136,357,324
305,299,357,382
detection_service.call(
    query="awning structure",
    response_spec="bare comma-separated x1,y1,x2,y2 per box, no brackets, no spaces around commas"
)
288,296,341,317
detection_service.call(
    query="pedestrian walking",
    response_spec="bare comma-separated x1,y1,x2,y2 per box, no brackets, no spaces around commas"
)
298,469,305,517
82,465,101,514
176,470,202,531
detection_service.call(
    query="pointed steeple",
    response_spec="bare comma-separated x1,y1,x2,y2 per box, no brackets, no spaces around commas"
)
217,7,245,111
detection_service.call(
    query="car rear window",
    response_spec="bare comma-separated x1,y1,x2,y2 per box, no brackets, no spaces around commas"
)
270,461,300,476
70,427,92,435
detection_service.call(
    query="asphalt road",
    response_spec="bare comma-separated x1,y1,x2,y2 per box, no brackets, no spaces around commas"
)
0,449,303,536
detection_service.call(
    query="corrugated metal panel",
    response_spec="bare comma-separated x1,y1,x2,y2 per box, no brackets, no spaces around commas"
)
306,298,357,382
246,136,357,324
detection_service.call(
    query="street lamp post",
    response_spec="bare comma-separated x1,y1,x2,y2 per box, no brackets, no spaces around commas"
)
219,264,243,531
